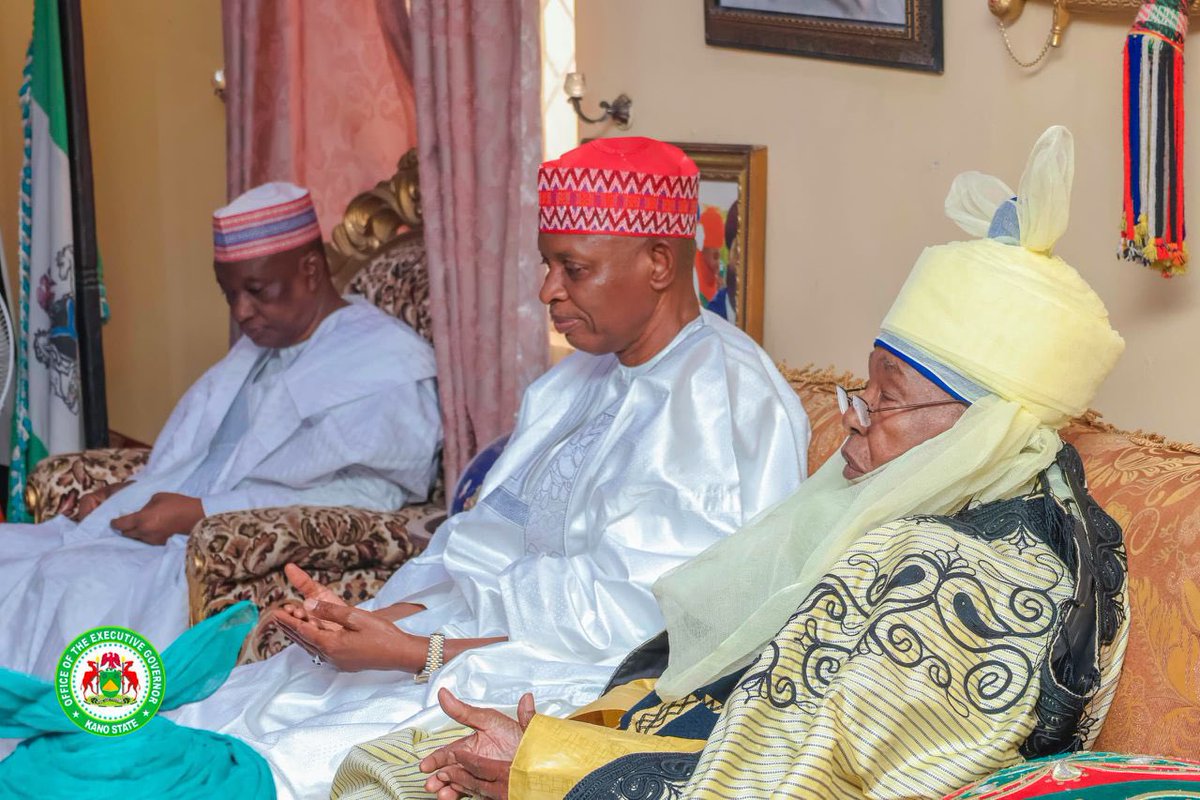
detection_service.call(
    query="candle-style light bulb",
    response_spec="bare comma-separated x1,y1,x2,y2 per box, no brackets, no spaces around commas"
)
563,72,586,100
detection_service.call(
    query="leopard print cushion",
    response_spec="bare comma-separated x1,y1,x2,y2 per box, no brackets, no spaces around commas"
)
347,237,433,344
26,447,151,523
187,501,443,663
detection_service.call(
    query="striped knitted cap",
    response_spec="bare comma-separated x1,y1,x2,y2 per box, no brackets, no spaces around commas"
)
213,182,321,263
538,137,700,238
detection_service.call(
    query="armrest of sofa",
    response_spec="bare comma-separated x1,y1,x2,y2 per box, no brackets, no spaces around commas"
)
26,447,151,523
185,501,443,630
187,502,439,583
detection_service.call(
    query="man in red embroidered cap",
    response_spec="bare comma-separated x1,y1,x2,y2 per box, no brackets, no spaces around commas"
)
0,182,441,677
165,138,811,799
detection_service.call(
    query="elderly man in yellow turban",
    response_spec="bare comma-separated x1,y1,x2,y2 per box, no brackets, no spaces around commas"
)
400,126,1129,800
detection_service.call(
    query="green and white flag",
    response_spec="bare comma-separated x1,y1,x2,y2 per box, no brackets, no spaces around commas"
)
8,0,84,521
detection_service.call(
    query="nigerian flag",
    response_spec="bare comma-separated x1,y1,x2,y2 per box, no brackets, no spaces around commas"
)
8,0,85,521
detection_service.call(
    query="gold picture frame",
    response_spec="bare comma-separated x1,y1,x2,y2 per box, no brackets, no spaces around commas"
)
704,0,944,74
672,142,768,344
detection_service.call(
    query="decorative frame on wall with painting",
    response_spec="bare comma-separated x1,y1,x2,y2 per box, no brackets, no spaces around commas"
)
703,0,944,74
672,142,767,344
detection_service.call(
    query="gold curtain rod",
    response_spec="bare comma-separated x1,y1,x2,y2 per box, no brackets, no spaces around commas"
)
1056,0,1197,9
992,0,1198,17
991,0,1194,64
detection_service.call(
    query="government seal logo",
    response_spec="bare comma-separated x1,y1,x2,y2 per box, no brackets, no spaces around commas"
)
55,625,165,736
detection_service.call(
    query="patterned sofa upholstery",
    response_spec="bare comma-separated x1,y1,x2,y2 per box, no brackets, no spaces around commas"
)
781,364,1200,763
25,447,152,523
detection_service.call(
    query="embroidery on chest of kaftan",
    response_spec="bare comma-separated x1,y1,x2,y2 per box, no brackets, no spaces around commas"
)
519,407,617,556
480,373,622,557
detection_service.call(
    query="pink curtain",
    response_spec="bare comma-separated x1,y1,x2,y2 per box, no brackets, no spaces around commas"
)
222,0,418,238
410,0,548,486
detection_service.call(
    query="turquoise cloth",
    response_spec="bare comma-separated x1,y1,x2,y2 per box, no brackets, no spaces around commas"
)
0,601,274,799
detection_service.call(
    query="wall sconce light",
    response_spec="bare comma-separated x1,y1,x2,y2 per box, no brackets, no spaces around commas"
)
212,68,226,100
564,72,632,130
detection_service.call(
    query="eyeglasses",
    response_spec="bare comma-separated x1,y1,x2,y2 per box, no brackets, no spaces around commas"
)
836,385,964,430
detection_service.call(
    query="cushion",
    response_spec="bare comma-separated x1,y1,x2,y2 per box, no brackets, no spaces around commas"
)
347,236,433,344
943,752,1200,798
26,447,151,523
778,364,862,477
450,433,510,515
1062,420,1200,761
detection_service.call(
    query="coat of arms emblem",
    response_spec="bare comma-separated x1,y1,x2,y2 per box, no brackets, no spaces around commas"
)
79,650,141,706
55,626,165,736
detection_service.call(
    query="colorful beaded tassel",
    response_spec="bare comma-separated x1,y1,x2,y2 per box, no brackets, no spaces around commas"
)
1121,0,1189,277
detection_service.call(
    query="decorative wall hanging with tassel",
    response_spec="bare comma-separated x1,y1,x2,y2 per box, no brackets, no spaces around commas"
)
1121,0,1189,277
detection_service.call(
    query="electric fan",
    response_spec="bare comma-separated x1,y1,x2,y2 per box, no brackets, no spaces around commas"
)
0,295,12,414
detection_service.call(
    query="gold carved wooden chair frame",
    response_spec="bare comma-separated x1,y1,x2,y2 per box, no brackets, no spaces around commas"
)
326,147,424,291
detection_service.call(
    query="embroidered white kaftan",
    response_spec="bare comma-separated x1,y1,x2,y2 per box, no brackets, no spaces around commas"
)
168,310,811,800
0,299,440,678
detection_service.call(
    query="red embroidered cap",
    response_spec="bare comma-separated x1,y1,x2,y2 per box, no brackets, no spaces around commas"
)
538,137,700,239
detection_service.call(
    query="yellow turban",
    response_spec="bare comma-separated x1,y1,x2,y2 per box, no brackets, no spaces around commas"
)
879,125,1125,426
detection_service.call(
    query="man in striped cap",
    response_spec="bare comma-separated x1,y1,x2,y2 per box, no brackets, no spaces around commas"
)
166,137,811,800
211,181,351,350
0,182,441,678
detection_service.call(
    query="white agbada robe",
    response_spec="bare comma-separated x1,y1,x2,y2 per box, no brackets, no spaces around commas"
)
169,310,811,800
0,299,440,678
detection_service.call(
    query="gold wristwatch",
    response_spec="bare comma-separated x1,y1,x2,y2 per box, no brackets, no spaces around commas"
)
414,632,445,684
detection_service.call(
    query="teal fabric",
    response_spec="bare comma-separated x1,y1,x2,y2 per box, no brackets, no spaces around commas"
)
0,602,274,799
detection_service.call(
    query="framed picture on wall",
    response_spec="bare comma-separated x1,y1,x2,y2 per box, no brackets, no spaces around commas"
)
672,143,767,344
703,0,944,74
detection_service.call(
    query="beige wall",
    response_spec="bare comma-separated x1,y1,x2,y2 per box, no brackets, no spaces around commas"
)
0,8,31,323
0,1,227,445
577,0,1200,442
2,2,1194,443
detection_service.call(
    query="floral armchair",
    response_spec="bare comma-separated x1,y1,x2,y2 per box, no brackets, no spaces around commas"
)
25,149,447,663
